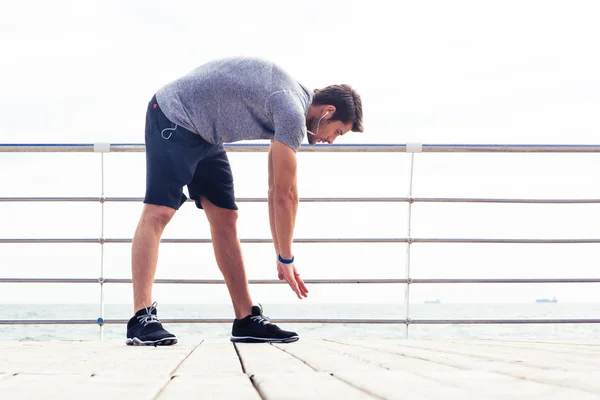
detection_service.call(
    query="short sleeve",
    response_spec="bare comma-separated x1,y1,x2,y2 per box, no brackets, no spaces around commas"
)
266,91,307,152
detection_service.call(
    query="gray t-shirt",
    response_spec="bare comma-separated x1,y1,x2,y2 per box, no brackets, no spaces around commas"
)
155,57,313,152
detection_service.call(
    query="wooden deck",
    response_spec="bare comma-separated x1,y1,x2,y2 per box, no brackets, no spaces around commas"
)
1,338,599,399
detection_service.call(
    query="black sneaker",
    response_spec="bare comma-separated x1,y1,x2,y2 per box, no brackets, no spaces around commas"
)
126,302,178,346
230,304,299,343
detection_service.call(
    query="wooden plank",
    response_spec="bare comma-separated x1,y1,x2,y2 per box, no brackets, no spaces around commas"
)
298,341,600,399
500,339,600,347
234,343,314,375
273,340,459,373
158,375,262,400
0,373,170,400
337,339,596,371
335,370,507,400
386,339,600,370
0,341,75,373
460,341,600,363
0,339,196,377
441,338,600,356
1,339,599,398
474,339,600,355
236,343,378,399
425,371,600,400
83,348,192,378
335,340,600,395
335,370,600,400
174,341,243,375
272,340,387,372
251,372,378,400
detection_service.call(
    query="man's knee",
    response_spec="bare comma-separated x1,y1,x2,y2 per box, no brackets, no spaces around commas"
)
201,198,238,230
211,208,238,230
141,203,176,228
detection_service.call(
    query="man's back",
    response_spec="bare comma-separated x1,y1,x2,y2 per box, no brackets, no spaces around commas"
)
155,57,312,150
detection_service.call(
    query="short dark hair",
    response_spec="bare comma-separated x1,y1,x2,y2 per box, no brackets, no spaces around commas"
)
312,84,364,133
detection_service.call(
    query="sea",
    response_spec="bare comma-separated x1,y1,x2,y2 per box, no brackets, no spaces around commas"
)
1,302,599,341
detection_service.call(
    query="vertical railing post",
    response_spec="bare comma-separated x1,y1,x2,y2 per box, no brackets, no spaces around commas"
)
94,143,110,340
404,143,421,339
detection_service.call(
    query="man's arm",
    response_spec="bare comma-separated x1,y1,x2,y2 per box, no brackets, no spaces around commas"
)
267,139,307,299
268,143,279,257
265,91,308,299
268,139,298,260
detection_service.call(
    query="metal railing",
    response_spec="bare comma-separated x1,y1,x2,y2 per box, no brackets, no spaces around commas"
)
1,142,600,339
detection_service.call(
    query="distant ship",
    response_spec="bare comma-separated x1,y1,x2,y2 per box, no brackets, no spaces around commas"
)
424,299,441,304
536,296,558,303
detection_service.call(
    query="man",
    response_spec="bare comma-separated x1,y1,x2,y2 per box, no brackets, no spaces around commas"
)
126,56,364,346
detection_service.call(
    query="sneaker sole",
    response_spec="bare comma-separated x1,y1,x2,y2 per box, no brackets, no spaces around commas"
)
125,337,178,346
230,335,299,343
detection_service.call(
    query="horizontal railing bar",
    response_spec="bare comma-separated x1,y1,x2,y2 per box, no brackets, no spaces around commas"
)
413,278,600,284
2,196,600,204
2,278,599,284
0,239,104,243
408,319,600,325
2,143,600,153
0,196,407,203
415,198,600,204
412,239,600,244
1,318,599,325
0,320,103,325
0,318,403,325
2,144,403,153
0,278,102,283
0,197,102,202
422,145,600,153
0,278,408,284
2,238,600,244
0,238,406,244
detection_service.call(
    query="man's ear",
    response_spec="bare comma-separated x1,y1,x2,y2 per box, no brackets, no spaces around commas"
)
323,106,336,119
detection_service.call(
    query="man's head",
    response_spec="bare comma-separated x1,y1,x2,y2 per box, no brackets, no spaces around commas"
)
306,84,363,145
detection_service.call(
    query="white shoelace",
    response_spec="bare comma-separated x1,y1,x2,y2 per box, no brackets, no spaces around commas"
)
250,305,271,326
137,302,160,326
250,314,271,325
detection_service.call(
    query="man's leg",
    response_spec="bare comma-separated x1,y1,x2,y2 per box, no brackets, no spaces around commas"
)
200,197,298,343
190,146,298,343
126,95,203,346
127,201,179,345
136,95,208,313
131,203,176,313
200,197,253,319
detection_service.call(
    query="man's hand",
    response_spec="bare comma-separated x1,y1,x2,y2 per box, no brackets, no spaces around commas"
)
277,261,309,299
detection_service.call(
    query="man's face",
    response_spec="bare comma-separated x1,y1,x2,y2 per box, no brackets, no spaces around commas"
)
307,114,353,145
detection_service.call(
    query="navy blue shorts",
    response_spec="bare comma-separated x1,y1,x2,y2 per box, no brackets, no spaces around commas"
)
143,95,238,211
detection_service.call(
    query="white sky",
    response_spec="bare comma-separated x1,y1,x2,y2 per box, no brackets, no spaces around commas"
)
0,0,599,308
